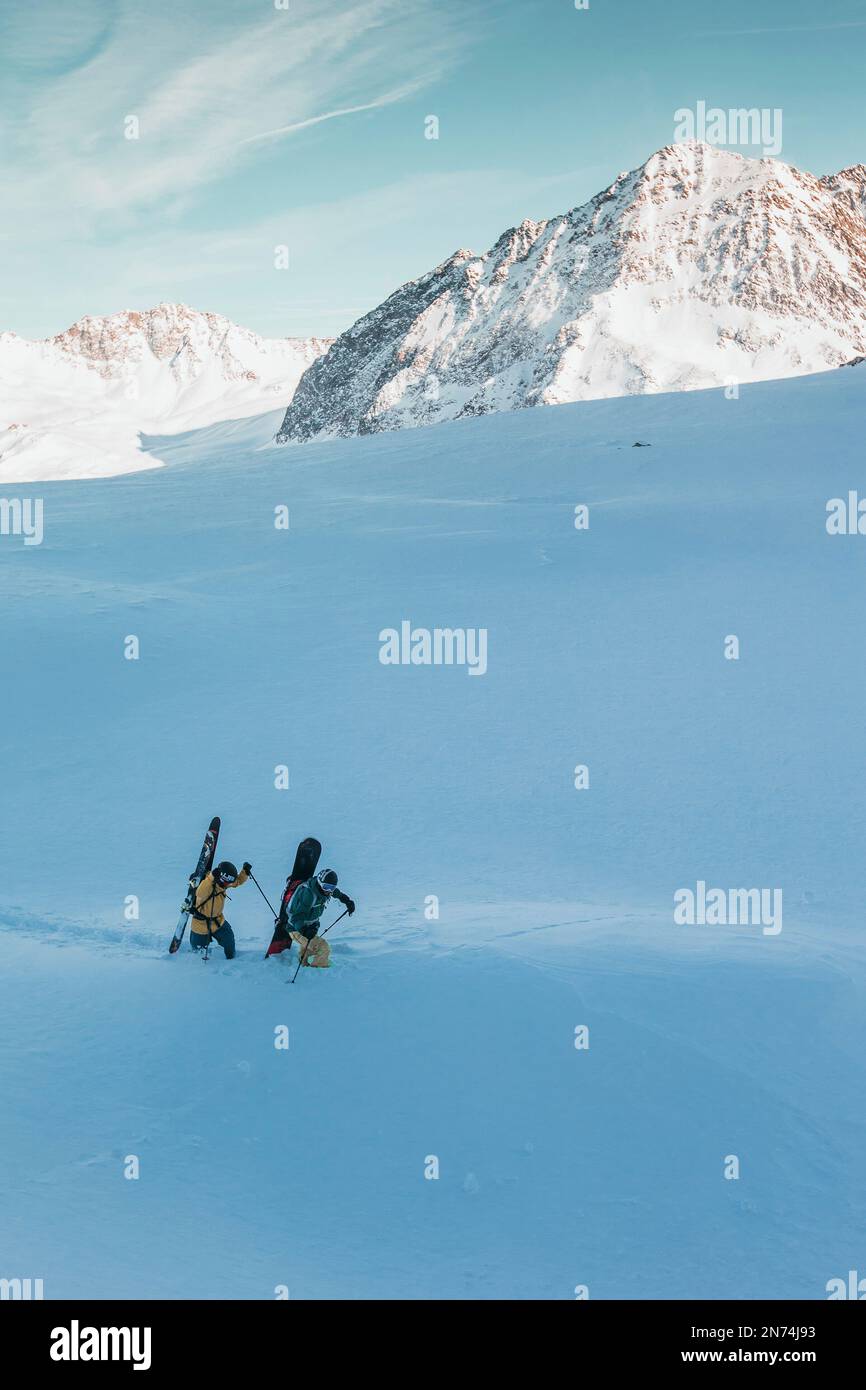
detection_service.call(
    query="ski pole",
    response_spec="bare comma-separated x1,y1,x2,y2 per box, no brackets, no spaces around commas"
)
289,908,350,983
290,938,310,984
321,907,350,936
248,871,279,919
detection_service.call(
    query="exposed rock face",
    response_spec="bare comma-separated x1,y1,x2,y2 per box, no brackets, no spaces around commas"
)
276,142,866,444
46,302,332,397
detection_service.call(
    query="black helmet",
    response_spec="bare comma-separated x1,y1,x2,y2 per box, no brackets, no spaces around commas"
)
214,861,238,885
315,868,338,895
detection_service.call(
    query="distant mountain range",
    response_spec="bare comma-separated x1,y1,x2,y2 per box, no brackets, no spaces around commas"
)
0,304,331,481
4,141,866,481
277,141,866,443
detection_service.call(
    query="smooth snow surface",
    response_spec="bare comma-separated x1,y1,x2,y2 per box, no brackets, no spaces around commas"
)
1,365,864,1298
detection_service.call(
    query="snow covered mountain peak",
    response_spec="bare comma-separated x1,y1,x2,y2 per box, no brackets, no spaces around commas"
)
45,302,328,387
0,305,333,481
276,141,866,444
820,162,866,219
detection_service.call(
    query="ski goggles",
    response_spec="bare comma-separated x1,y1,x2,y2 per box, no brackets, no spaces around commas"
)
318,879,337,894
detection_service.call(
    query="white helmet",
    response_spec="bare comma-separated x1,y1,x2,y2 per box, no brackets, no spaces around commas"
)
315,868,338,895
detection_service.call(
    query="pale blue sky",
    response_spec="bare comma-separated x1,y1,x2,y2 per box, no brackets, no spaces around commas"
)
2,0,865,340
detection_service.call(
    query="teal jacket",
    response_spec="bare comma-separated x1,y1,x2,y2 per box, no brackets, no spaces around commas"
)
288,878,329,934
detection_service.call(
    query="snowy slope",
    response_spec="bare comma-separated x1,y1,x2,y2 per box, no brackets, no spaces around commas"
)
0,303,332,483
1,365,865,1298
277,142,866,443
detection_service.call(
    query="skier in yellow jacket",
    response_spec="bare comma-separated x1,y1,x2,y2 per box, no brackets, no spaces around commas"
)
189,860,250,958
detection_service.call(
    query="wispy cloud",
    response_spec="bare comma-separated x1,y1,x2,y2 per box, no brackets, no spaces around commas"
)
236,87,425,150
1,0,470,224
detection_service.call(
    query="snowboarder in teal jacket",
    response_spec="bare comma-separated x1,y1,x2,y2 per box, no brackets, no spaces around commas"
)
282,869,355,968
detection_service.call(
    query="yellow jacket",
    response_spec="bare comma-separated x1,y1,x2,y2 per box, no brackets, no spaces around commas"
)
189,868,249,935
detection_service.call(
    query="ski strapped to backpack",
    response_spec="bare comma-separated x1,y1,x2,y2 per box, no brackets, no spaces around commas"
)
170,829,335,964
168,817,220,954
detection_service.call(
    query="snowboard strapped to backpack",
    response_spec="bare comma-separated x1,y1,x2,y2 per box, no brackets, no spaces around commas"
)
264,837,322,957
